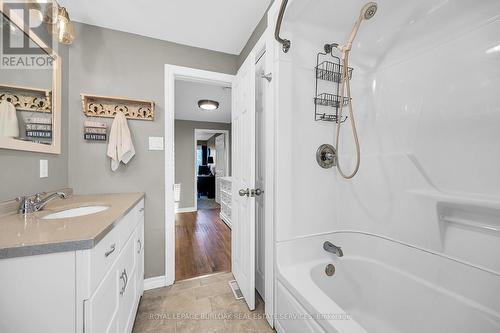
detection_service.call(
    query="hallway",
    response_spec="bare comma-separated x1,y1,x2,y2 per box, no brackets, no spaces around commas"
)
175,208,231,281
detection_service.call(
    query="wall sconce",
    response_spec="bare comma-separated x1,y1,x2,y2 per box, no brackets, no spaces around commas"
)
34,1,75,45
55,5,75,45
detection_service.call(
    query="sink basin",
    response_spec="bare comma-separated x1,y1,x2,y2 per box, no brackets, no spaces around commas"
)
42,205,109,220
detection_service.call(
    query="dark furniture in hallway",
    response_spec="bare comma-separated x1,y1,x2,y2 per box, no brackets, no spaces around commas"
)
197,174,215,198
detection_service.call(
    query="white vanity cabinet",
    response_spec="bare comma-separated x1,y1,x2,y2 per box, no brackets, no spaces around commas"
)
81,199,145,333
0,198,145,333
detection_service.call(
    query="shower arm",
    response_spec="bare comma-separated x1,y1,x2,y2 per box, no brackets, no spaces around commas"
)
275,0,291,53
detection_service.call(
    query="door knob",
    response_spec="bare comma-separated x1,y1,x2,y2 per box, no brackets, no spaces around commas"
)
253,189,264,196
239,188,250,197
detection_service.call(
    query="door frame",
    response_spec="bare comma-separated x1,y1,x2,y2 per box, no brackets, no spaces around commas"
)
193,128,230,211
164,65,234,286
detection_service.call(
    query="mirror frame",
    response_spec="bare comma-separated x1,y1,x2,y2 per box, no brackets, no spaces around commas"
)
0,0,61,154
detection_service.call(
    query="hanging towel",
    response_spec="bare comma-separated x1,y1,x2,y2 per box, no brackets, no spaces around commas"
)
0,100,19,137
107,111,135,171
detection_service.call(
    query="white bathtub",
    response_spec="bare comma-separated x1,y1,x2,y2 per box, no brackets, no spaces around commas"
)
275,232,500,333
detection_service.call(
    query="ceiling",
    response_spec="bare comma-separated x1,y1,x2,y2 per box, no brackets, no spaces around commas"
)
175,79,231,123
59,0,271,55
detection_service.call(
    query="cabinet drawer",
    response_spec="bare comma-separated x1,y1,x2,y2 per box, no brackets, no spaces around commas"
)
90,225,122,292
118,199,144,251
89,200,143,292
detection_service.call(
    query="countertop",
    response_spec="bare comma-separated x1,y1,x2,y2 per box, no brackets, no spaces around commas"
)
0,192,145,259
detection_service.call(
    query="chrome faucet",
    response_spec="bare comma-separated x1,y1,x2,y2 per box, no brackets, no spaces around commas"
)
17,192,67,214
323,241,343,257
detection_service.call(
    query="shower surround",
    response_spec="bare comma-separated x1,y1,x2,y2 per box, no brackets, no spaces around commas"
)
270,0,500,331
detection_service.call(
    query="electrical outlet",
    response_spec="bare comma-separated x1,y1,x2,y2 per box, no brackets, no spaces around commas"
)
39,160,48,178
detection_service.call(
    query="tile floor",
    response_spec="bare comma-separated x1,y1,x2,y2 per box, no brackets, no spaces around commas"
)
133,272,275,333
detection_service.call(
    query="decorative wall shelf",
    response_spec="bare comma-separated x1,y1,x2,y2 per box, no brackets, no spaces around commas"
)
0,84,52,113
81,94,155,121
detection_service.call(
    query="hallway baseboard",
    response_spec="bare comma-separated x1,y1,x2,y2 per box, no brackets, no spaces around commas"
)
144,276,167,290
175,207,196,213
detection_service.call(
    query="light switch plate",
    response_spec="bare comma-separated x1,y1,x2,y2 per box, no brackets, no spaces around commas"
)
39,160,48,178
149,136,164,151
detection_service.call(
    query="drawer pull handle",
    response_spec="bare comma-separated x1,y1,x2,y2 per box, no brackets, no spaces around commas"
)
137,239,142,254
120,269,128,295
104,244,116,257
139,207,144,213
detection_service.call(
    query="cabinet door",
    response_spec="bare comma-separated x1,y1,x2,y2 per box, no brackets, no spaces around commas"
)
135,219,145,298
118,232,138,333
84,263,120,333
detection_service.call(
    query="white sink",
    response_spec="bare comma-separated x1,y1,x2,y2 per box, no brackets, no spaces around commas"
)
42,205,109,220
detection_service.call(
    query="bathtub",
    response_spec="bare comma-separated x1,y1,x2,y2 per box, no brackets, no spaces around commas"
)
275,232,500,333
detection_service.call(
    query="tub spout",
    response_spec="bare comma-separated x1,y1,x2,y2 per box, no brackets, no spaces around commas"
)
323,241,343,257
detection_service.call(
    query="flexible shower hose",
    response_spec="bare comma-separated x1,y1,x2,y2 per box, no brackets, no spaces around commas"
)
335,51,361,179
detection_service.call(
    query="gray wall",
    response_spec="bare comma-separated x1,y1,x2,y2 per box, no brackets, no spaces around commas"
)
175,120,231,209
237,7,269,68
0,45,70,202
67,23,238,278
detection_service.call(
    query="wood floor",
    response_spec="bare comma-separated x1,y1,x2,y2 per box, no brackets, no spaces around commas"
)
175,208,231,281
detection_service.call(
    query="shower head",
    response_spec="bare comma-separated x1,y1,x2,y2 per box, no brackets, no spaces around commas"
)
341,2,378,51
361,2,378,20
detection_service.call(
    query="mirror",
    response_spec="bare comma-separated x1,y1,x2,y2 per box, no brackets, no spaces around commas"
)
0,2,61,154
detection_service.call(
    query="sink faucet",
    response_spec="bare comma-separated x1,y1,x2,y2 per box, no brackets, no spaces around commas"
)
323,241,343,257
17,192,67,215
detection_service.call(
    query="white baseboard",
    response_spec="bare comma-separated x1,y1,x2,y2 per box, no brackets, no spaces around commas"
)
175,206,196,213
144,276,167,290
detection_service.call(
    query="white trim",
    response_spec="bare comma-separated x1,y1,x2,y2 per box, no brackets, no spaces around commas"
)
194,128,231,211
175,207,197,213
144,276,167,290
165,65,235,287
220,212,232,228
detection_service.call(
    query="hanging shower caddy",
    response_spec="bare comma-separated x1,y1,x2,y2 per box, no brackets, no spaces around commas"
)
314,50,353,122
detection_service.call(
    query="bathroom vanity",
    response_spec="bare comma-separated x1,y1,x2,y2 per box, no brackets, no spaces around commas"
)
0,193,145,333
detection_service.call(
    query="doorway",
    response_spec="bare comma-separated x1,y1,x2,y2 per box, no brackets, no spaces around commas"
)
165,34,274,325
173,78,233,281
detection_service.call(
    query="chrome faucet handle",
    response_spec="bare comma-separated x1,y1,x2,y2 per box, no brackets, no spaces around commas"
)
17,196,32,214
34,192,46,203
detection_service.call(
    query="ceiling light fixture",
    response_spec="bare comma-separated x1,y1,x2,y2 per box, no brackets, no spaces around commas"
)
198,100,219,111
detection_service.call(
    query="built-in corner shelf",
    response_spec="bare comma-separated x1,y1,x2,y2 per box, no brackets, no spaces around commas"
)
81,94,155,121
219,177,232,228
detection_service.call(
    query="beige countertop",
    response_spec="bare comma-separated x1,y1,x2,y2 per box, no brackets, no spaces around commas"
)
0,192,145,259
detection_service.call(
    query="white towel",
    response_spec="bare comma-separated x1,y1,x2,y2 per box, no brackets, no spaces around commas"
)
0,100,19,137
107,111,135,171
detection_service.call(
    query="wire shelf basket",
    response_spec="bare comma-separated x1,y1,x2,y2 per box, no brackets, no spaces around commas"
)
314,93,350,108
316,60,353,83
314,50,353,123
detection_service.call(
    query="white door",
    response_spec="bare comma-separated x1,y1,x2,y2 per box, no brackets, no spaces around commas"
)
255,53,266,298
231,51,257,310
215,134,226,204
